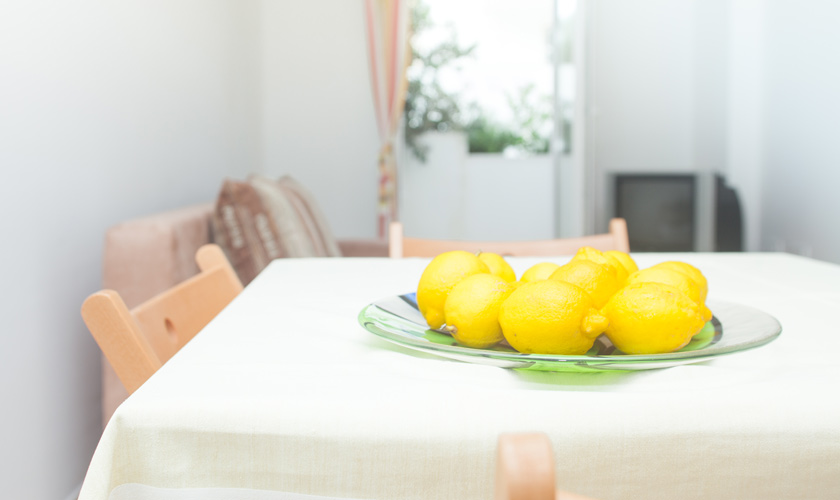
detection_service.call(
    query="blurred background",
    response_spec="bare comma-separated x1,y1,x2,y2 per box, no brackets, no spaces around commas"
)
1,0,838,498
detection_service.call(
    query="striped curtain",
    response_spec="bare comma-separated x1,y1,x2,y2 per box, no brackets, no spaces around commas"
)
364,0,411,238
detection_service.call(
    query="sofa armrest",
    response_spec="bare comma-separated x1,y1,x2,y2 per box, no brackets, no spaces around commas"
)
103,203,215,306
338,238,389,257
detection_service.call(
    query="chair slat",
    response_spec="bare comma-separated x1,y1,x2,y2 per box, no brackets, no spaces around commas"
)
82,244,243,394
390,219,630,258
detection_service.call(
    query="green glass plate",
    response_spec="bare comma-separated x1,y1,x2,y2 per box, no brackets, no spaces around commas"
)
358,293,782,372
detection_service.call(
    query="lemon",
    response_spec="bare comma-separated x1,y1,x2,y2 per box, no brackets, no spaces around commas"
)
652,261,708,302
499,280,608,355
417,251,490,329
572,247,628,284
548,259,621,308
605,250,639,275
443,274,514,348
478,252,516,283
626,267,712,322
602,282,706,354
519,262,560,283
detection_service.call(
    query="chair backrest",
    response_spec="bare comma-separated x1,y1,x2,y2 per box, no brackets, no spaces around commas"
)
496,433,599,500
82,244,243,394
389,219,630,258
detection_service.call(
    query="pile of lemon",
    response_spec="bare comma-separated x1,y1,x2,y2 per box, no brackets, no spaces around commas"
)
416,248,711,355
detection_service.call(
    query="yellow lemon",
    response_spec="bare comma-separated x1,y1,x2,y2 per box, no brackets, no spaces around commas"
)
443,274,514,348
625,267,712,323
499,280,609,355
602,282,706,354
519,262,560,283
548,259,621,308
478,252,516,283
652,261,708,302
417,251,490,330
605,250,639,275
572,246,628,284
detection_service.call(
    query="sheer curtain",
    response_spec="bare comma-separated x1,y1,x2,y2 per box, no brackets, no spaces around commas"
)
364,0,411,237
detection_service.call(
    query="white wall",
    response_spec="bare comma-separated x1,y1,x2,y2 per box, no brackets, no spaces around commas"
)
759,0,840,263
588,0,699,175
0,1,259,497
586,0,840,261
587,0,704,238
726,0,765,252
586,0,738,248
258,0,380,239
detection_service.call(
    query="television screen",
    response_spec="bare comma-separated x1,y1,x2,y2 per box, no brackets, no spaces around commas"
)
615,174,696,252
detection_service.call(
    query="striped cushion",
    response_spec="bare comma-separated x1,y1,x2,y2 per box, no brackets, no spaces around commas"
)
271,176,342,257
211,179,287,285
212,176,341,284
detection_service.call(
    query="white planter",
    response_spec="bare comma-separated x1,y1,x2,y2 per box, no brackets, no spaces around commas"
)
399,131,469,240
462,154,554,241
399,132,555,241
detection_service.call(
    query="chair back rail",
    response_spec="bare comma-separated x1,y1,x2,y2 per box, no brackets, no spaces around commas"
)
82,244,242,394
390,219,630,258
132,267,240,361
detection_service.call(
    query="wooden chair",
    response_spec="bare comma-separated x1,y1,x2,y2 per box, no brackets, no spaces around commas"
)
388,219,630,258
496,433,599,500
82,244,243,395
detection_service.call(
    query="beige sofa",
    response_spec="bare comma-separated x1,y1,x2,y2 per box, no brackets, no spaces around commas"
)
99,202,387,425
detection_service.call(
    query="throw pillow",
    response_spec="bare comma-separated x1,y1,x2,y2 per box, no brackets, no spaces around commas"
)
212,175,343,285
249,175,342,258
211,179,286,285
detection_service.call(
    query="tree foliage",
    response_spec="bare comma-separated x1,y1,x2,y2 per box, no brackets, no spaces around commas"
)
404,1,475,161
404,1,552,160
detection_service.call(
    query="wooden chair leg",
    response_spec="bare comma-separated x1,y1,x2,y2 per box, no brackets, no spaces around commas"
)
496,433,600,500
496,433,556,500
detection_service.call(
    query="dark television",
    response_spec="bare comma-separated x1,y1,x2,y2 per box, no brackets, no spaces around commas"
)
614,174,696,252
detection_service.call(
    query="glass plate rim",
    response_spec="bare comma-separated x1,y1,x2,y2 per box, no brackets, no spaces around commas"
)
359,296,782,364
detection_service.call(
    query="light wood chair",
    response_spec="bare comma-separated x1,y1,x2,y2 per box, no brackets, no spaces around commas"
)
82,244,243,395
388,219,630,258
496,433,599,500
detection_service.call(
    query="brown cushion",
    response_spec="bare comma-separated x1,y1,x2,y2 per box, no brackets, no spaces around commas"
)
250,175,342,258
212,175,342,284
211,179,286,285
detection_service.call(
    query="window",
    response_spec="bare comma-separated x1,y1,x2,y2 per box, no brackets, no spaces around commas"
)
400,1,579,241
405,0,569,158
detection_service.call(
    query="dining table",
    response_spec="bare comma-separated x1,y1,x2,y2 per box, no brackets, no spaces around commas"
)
78,252,840,500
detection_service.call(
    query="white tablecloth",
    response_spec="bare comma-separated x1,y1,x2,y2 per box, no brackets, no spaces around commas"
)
79,253,840,500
